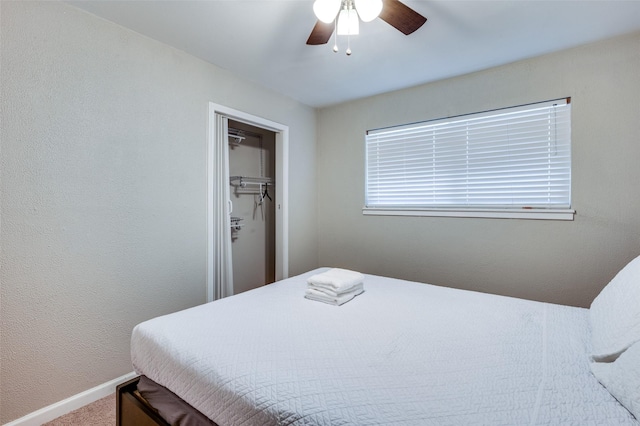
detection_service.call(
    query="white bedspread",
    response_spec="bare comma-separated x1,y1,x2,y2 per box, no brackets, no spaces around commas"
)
131,269,638,425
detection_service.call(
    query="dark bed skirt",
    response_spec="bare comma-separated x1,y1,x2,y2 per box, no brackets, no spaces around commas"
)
116,375,218,426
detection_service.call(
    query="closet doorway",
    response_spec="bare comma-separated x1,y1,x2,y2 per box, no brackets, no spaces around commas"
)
207,103,289,302
228,121,276,294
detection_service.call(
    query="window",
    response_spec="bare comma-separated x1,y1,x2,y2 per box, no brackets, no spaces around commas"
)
364,98,573,220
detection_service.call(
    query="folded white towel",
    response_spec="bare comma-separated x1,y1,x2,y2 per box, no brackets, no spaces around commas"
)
309,282,364,298
307,268,364,293
304,287,364,306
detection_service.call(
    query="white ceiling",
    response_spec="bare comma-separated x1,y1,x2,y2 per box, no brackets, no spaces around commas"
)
67,0,640,108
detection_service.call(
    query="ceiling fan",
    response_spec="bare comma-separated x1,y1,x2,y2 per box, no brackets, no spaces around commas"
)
306,0,427,47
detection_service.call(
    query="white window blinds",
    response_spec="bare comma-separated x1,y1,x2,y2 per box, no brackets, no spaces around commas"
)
365,98,571,212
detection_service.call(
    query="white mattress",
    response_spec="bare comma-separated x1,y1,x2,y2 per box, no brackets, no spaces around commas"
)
131,269,639,425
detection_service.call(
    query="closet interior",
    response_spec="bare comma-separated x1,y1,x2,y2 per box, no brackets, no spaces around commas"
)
228,120,276,294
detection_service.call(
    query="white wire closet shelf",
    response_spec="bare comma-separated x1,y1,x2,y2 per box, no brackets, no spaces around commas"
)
229,176,273,187
230,216,244,230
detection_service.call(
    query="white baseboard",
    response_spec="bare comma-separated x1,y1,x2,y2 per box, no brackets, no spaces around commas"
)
3,371,137,426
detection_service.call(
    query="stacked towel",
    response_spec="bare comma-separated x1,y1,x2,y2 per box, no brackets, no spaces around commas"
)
305,268,365,306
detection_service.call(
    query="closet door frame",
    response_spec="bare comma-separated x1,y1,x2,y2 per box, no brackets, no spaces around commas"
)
207,103,289,302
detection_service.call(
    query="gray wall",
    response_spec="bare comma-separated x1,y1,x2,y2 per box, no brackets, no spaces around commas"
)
317,31,640,308
0,1,317,423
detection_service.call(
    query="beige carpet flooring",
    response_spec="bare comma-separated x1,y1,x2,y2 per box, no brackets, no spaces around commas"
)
42,394,115,425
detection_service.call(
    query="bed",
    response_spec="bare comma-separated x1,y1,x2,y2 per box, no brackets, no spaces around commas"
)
118,261,640,425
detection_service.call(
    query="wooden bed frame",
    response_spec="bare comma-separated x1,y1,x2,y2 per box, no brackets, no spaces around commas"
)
116,376,170,426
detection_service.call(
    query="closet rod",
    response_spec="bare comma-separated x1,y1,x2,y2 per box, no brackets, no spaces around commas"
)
230,175,273,186
228,127,264,139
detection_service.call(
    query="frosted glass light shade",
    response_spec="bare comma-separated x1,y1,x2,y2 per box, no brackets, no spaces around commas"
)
337,8,359,35
354,0,383,22
313,0,341,23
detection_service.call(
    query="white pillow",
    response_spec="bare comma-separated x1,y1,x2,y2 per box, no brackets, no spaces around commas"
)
590,254,640,362
590,342,640,420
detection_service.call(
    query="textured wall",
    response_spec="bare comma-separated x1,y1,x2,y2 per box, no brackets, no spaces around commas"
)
317,31,640,308
0,1,317,423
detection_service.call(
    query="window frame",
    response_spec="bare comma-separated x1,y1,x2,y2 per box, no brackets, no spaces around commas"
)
363,98,575,220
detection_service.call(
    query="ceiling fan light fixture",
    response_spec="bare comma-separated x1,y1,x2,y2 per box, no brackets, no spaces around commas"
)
337,6,359,35
313,0,341,23
307,0,426,56
354,0,383,22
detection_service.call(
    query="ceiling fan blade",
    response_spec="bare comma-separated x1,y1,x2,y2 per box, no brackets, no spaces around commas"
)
379,0,427,35
306,21,334,45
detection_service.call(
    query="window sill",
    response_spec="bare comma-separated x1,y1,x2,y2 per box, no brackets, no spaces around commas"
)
362,207,575,221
